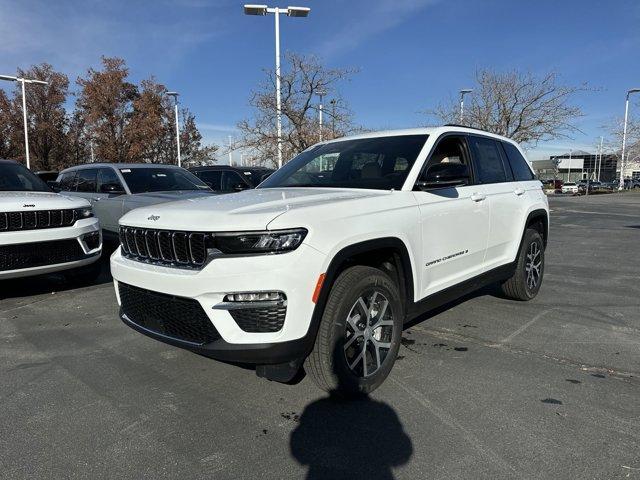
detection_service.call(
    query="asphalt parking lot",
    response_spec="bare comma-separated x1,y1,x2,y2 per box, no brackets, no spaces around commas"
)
1,193,639,480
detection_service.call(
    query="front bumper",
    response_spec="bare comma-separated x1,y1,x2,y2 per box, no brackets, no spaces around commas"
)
0,218,102,279
110,243,327,364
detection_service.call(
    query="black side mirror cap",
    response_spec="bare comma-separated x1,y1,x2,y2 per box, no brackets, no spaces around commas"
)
416,163,470,190
48,181,61,192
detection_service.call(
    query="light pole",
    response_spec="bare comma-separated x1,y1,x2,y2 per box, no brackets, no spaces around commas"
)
167,92,182,167
0,74,48,169
620,88,640,190
597,136,603,181
316,89,326,142
244,4,311,168
228,136,234,165
330,98,337,137
459,88,473,124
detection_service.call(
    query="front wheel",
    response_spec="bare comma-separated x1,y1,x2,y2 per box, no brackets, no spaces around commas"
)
305,265,403,397
500,228,545,301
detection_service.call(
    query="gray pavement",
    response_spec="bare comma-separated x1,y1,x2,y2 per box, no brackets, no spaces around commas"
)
1,193,639,479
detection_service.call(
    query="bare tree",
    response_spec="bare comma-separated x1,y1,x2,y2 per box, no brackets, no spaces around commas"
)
238,53,357,167
603,114,640,178
427,69,588,147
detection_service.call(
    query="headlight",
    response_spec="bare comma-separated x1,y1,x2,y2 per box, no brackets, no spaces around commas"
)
75,207,93,219
213,228,307,255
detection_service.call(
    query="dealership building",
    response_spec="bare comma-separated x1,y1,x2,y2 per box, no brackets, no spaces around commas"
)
532,151,619,182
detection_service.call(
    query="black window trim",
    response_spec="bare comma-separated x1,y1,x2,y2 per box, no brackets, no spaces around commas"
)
414,131,478,188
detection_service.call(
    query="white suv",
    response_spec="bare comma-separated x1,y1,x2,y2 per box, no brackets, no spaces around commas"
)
1,160,102,281
111,126,548,395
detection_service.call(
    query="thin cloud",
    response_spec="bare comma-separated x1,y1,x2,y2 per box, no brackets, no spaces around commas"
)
316,0,440,58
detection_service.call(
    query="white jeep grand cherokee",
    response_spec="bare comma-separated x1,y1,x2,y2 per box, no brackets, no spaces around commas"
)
1,160,102,281
111,126,548,395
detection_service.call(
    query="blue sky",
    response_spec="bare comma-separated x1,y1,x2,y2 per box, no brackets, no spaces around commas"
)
1,0,639,162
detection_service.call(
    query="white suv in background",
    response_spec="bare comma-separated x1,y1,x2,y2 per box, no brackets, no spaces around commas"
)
111,126,548,396
0,160,102,281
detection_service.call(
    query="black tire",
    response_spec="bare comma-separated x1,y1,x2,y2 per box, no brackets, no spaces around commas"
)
64,259,102,285
305,265,403,397
500,228,544,301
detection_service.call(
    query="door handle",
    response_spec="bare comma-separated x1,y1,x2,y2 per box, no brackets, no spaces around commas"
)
470,192,486,202
514,188,525,196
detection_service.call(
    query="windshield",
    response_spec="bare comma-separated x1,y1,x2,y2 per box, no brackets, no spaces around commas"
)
119,167,211,194
0,163,51,192
259,135,428,191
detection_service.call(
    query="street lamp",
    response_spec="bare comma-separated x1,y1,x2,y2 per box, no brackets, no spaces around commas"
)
459,88,473,124
243,4,311,168
0,74,48,169
619,88,640,190
329,98,337,137
167,91,182,167
316,89,326,142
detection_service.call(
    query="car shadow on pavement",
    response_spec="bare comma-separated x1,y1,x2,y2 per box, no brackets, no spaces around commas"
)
290,392,413,480
0,250,114,300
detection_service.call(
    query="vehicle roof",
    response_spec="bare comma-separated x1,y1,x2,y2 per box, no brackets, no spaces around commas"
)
190,165,273,171
0,159,19,165
60,163,184,172
321,126,521,147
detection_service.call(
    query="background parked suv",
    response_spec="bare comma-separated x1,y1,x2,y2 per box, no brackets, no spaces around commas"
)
0,160,102,281
55,163,214,239
111,126,548,396
190,165,274,193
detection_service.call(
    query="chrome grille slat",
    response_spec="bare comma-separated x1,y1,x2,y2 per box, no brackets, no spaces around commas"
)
120,226,209,270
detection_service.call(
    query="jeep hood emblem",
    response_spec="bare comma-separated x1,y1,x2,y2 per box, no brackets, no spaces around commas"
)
23,204,35,208
147,215,160,221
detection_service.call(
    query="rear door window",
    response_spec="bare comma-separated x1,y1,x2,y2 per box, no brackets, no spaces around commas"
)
97,168,124,192
469,136,508,184
58,171,77,191
502,142,535,181
221,171,249,192
76,169,98,193
194,170,223,190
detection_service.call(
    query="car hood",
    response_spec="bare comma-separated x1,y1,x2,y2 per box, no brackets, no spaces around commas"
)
120,187,389,231
0,191,89,211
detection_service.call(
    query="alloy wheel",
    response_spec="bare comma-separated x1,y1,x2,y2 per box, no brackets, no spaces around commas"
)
343,290,395,378
525,240,542,290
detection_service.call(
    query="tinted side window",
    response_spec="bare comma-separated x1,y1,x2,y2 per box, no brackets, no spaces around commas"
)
97,168,123,191
195,170,222,190
502,142,535,181
221,171,248,192
469,136,507,184
76,169,98,193
58,171,77,191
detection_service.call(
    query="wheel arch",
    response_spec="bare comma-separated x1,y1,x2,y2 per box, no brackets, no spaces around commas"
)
302,237,416,358
524,208,549,248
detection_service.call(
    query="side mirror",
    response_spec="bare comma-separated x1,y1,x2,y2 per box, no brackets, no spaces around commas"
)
100,183,125,194
233,183,250,192
48,181,61,192
417,163,470,189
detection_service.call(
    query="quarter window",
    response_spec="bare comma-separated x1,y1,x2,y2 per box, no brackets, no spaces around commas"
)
470,136,507,184
502,142,535,181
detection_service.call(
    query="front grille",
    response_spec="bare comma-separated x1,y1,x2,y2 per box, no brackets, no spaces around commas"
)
0,209,77,232
119,282,221,345
119,226,210,269
230,305,286,333
0,239,86,271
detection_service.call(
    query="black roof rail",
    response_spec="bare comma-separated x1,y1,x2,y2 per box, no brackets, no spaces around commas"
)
443,123,487,132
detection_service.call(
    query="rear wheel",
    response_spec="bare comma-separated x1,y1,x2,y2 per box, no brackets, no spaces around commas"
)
500,228,544,301
305,266,403,397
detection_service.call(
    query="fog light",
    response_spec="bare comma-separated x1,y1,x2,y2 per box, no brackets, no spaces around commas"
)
224,291,285,302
